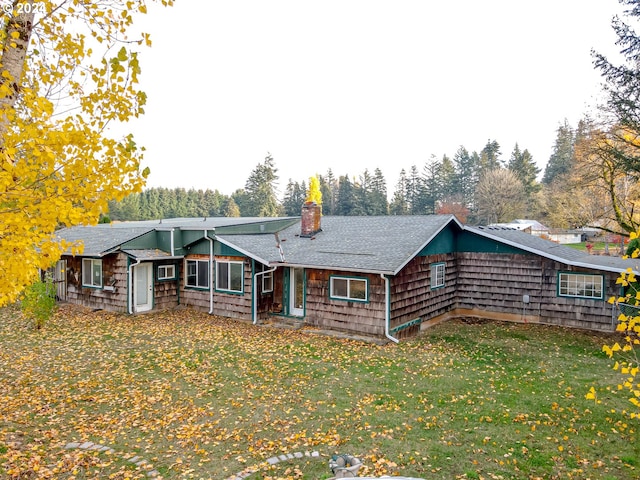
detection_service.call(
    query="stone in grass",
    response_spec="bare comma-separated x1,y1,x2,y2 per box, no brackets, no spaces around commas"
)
78,442,94,450
294,452,303,458
311,451,320,458
278,455,288,461
267,457,280,465
147,470,160,478
65,442,80,449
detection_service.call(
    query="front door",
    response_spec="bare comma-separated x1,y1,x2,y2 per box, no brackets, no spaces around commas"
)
134,263,153,313
54,259,67,301
289,267,304,317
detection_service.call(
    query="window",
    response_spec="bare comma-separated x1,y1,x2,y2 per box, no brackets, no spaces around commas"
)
431,263,445,289
558,272,603,299
329,276,368,302
82,258,103,288
216,260,244,293
185,259,209,288
158,264,176,280
262,270,273,293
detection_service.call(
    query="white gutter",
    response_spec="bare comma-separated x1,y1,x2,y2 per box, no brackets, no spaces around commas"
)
205,231,215,314
170,228,175,256
127,258,142,314
380,274,399,343
253,266,277,324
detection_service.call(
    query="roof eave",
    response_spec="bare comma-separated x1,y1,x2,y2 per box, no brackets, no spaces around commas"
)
215,236,272,266
392,215,464,275
466,226,640,275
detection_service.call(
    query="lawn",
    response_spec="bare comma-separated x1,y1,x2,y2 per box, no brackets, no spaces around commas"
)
0,305,637,480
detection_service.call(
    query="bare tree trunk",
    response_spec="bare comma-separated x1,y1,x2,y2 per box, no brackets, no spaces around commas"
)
0,1,35,152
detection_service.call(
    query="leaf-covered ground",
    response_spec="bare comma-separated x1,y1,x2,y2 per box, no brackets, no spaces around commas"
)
0,305,637,479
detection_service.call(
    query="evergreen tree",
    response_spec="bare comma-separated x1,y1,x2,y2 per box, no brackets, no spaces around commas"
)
202,189,225,217
389,169,409,215
593,0,640,174
173,188,189,217
542,120,574,185
453,146,479,208
422,155,441,214
336,175,357,215
243,153,281,217
407,164,430,214
225,198,241,217
479,140,502,174
282,179,307,216
507,143,541,197
439,155,457,201
231,189,250,216
319,169,338,215
354,170,371,215
369,168,389,215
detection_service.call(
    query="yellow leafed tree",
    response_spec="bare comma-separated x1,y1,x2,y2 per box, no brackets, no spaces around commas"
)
0,1,171,306
306,175,322,204
587,234,640,418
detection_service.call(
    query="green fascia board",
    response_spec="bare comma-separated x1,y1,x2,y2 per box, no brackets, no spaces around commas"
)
419,223,457,255
181,229,214,248
183,232,248,257
214,242,245,257
456,230,531,254
120,230,160,250
215,217,299,235
156,230,173,254
172,229,185,255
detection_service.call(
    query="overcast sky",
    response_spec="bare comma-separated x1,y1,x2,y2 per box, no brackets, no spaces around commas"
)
126,0,627,196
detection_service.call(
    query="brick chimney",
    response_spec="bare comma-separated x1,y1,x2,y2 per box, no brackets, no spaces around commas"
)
301,201,322,237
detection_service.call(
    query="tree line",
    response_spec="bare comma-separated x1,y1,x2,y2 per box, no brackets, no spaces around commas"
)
108,139,560,226
109,0,640,235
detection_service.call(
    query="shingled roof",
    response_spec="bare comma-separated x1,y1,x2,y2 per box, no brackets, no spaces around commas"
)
468,226,640,274
216,215,462,275
56,226,155,257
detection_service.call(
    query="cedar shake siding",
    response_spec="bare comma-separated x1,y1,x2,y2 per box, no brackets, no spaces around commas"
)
211,256,253,320
537,260,618,331
64,253,129,312
180,254,211,311
304,270,386,337
154,262,180,311
390,253,457,338
455,252,617,331
55,216,638,340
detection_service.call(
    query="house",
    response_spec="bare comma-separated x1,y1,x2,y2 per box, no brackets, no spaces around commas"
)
490,219,550,237
54,205,640,341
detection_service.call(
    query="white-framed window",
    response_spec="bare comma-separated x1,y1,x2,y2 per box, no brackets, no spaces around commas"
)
216,260,244,293
558,272,603,299
329,276,368,302
431,263,445,289
262,270,274,293
185,259,209,288
158,264,176,280
82,258,103,288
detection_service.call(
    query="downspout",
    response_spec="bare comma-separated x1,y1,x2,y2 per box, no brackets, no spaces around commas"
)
170,228,175,256
380,274,399,343
253,266,277,325
206,231,214,314
127,258,142,314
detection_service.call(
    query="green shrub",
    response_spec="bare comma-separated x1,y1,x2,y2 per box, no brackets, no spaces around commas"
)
21,274,57,330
